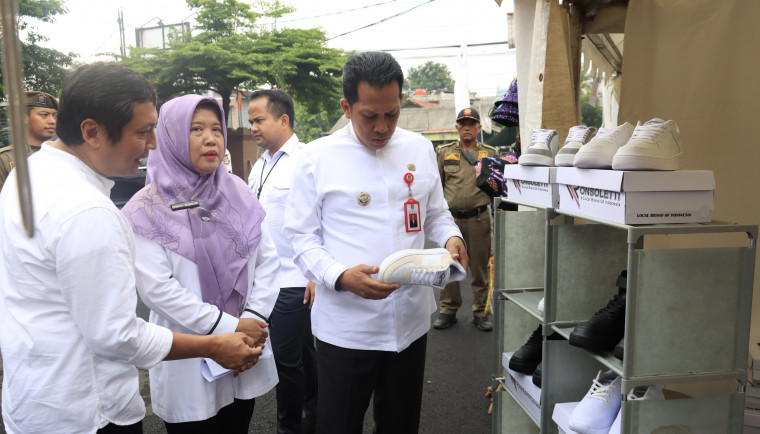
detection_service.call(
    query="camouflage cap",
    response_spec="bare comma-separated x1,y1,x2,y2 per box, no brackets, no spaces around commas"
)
24,91,58,110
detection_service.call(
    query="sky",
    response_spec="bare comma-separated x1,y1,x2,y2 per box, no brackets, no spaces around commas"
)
34,0,517,98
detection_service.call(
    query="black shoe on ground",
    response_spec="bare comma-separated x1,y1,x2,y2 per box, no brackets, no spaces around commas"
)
569,271,627,354
433,313,457,329
472,316,493,331
614,338,624,361
532,363,542,388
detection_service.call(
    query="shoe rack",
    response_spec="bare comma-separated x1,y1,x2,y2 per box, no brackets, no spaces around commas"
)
491,197,757,433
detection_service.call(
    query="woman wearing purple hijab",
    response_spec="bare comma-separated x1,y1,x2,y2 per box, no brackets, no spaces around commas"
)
122,95,280,433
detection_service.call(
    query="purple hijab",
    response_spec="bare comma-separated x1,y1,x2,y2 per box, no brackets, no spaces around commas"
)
123,94,265,317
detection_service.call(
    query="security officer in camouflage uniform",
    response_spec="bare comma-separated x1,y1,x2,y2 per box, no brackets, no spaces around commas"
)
0,91,58,192
434,108,497,331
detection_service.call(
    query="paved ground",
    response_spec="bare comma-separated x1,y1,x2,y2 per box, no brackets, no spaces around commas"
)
0,275,495,434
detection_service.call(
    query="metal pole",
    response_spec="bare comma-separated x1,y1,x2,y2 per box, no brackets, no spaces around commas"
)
0,0,35,237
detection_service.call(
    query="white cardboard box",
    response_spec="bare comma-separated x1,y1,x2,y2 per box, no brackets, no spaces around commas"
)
556,168,715,224
504,165,558,208
501,352,542,422
552,401,579,434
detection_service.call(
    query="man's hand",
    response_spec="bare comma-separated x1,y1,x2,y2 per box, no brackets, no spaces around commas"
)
209,332,262,371
339,265,400,300
236,318,268,347
304,281,316,309
445,236,469,270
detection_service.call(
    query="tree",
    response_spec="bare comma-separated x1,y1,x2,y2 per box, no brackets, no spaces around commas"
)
579,73,602,128
406,61,454,92
293,101,343,143
120,0,347,123
0,0,76,98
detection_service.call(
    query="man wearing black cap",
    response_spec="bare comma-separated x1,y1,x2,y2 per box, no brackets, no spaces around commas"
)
0,90,58,191
434,107,498,331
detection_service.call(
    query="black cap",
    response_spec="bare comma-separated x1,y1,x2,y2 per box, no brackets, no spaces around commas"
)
24,91,58,110
456,107,480,123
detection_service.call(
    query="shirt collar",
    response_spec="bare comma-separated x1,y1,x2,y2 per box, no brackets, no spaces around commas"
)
42,143,115,193
262,133,299,162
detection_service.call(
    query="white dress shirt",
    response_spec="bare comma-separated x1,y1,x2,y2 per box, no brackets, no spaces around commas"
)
283,123,462,352
133,225,280,423
0,145,173,434
248,134,308,288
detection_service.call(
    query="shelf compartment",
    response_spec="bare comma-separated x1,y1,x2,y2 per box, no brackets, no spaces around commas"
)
541,339,608,434
547,222,628,324
493,204,546,293
624,246,755,382
493,298,542,378
619,391,744,433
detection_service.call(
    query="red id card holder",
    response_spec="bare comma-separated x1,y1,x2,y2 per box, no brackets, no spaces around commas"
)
404,198,421,232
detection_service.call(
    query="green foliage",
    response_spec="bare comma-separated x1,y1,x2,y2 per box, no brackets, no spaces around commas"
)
293,101,344,143
120,0,347,127
406,61,454,92
580,73,602,128
0,0,75,98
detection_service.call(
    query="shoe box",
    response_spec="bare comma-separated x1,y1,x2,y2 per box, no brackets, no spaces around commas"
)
503,165,558,208
502,351,542,422
552,401,578,434
556,168,715,224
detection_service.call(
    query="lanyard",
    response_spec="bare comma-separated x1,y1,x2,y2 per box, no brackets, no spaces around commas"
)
256,152,284,199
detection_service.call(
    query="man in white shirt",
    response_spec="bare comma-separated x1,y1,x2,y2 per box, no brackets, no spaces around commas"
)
283,52,468,434
247,89,318,434
0,62,261,434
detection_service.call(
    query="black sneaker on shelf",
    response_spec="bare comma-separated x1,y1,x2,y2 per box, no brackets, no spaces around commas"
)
569,270,627,354
509,324,563,374
614,338,624,361
532,363,542,388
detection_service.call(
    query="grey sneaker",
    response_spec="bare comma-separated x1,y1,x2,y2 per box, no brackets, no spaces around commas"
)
519,128,559,166
555,125,597,166
377,248,466,289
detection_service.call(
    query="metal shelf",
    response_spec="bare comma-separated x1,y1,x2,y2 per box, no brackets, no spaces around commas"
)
492,197,757,434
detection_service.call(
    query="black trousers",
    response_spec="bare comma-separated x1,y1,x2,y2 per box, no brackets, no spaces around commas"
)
315,334,427,434
270,287,319,434
163,398,255,434
97,421,142,434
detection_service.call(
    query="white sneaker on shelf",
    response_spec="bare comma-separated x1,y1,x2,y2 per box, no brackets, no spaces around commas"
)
568,370,622,434
377,248,466,289
555,125,597,167
573,122,634,169
609,384,665,433
537,297,545,314
611,118,683,171
519,129,559,167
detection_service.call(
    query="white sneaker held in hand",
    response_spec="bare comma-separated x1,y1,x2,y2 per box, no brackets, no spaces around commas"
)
555,125,597,167
568,370,622,434
573,122,634,169
519,129,559,167
611,118,683,171
377,248,466,289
